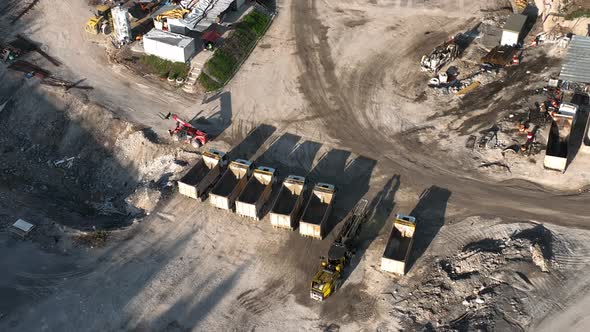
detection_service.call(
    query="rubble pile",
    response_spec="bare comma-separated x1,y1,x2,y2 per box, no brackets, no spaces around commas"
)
392,225,555,331
0,84,196,229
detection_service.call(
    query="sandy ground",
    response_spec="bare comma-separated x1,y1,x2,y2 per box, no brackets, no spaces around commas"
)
1,0,590,331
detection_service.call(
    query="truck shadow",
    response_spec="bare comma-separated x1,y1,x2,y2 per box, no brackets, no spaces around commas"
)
226,123,276,161
405,186,451,273
340,175,400,285
191,90,233,140
566,94,590,169
252,133,303,219
307,149,377,238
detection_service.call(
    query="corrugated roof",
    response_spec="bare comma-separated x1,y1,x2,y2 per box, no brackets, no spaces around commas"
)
559,35,590,83
180,0,235,32
503,14,527,33
144,29,194,48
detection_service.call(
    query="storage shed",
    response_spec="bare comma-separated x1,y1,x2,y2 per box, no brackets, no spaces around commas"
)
501,14,527,46
143,29,196,63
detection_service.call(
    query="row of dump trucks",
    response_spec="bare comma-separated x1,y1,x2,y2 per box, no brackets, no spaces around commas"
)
177,149,337,238
178,149,418,275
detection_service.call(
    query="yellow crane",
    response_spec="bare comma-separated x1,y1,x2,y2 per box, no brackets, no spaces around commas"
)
154,8,190,31
85,4,112,35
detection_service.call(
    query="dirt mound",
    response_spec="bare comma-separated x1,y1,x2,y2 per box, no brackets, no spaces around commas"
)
0,76,196,231
392,222,558,331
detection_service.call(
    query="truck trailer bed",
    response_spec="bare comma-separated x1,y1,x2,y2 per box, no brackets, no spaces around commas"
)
273,190,298,215
180,161,208,185
383,228,413,261
239,181,266,204
302,196,328,225
546,120,570,158
211,174,239,197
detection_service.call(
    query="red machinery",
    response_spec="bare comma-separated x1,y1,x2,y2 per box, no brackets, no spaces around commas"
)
162,113,208,148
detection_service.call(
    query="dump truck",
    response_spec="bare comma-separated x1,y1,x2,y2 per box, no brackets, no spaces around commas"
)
544,103,577,172
381,214,417,275
299,183,336,239
235,166,276,220
310,199,368,301
177,149,228,200
270,175,307,230
209,159,253,210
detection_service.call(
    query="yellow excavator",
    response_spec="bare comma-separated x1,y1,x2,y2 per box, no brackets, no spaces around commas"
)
154,8,190,31
85,4,112,35
310,199,368,301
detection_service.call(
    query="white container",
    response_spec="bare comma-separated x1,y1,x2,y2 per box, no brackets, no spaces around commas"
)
143,29,196,63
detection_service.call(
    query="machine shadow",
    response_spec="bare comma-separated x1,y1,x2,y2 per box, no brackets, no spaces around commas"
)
192,90,233,140
305,149,377,238
227,123,276,161
342,175,400,284
405,186,451,273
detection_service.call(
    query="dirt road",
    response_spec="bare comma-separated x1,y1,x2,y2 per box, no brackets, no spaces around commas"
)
2,0,590,331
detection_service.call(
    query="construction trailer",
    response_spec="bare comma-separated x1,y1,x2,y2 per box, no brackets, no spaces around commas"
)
270,175,307,230
209,159,253,211
544,103,577,172
501,14,527,46
235,166,276,220
143,28,196,62
381,214,416,275
299,183,336,239
177,149,228,200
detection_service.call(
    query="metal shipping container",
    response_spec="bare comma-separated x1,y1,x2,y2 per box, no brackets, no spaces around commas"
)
270,175,306,230
299,183,336,239
209,159,253,210
235,166,276,220
177,149,228,200
381,214,416,275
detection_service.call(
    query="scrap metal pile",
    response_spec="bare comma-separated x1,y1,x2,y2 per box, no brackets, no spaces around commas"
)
420,34,462,73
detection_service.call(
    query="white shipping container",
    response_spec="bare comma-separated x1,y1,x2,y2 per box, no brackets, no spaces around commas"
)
299,222,321,239
381,257,406,274
501,30,519,46
543,155,567,172
143,29,196,63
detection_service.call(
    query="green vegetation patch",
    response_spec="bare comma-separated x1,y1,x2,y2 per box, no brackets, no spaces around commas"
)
199,9,272,91
140,55,190,79
565,9,590,20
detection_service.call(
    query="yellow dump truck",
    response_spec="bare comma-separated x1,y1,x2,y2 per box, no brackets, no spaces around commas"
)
299,183,336,239
381,214,416,275
209,159,253,211
177,149,228,201
235,166,276,220
270,175,306,230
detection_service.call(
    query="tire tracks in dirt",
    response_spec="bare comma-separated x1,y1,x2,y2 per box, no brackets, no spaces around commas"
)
291,0,390,151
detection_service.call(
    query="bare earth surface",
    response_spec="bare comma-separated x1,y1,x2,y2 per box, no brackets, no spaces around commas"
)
1,0,590,331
